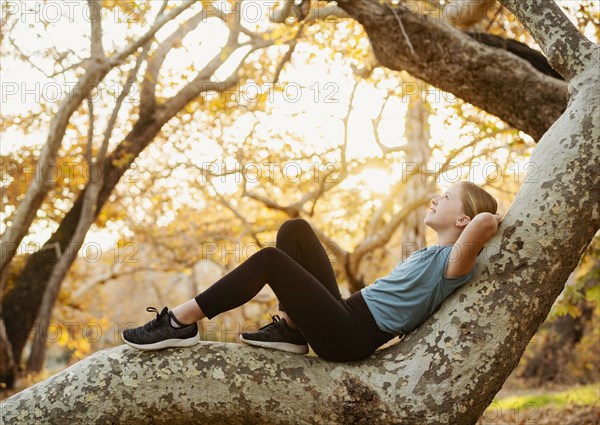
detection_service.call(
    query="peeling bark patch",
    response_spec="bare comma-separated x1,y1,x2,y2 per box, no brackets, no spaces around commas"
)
541,178,558,190
286,366,311,384
580,109,595,140
328,374,386,424
160,392,174,404
501,222,519,241
511,238,524,251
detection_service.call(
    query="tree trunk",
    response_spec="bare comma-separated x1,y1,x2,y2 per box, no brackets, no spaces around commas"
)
0,319,15,389
520,253,599,385
25,177,103,374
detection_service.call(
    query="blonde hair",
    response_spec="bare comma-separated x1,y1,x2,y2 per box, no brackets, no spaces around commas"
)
458,181,498,219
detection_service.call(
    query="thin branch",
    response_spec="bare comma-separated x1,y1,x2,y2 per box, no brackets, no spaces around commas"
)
485,7,503,32
383,1,415,57
88,0,105,58
156,0,169,17
341,80,361,171
98,40,152,165
352,194,435,261
6,36,52,78
140,7,215,112
372,88,411,155
205,178,264,247
111,0,196,64
71,265,167,299
269,0,310,24
272,23,305,85
159,29,274,118
85,96,94,166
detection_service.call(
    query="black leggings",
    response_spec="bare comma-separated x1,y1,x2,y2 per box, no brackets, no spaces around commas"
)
194,218,395,362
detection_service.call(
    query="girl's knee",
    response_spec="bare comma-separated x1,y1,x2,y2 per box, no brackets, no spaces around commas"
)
260,246,280,256
259,246,290,263
278,218,310,237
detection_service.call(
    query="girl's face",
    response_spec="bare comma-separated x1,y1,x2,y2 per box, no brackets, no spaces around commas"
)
424,183,469,230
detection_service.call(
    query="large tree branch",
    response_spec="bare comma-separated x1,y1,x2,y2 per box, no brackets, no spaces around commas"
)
498,0,596,81
3,14,600,422
334,0,567,141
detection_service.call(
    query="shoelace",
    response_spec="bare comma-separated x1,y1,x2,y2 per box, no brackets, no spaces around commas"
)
258,314,281,330
143,306,167,331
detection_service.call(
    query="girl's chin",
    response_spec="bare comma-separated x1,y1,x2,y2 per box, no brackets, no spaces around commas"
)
424,215,437,228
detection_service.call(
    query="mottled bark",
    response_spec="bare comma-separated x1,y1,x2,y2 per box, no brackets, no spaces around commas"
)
500,0,596,80
2,2,598,422
520,257,599,385
1,343,413,424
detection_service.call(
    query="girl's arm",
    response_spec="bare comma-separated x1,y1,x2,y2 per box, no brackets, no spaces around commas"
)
444,212,502,278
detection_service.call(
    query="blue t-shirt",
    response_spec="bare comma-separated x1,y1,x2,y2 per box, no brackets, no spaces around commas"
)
361,244,476,335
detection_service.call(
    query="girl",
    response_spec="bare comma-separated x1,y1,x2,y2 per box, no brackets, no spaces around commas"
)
122,181,501,362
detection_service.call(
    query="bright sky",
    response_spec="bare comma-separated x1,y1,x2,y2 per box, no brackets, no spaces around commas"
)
2,0,591,247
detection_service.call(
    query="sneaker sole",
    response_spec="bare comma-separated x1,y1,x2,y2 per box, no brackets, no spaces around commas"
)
122,332,200,351
239,335,309,354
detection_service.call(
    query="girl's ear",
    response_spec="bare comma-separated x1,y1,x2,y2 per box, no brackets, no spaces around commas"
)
456,215,471,228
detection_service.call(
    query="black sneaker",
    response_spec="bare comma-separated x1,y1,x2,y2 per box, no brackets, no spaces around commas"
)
240,315,309,354
122,307,199,351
